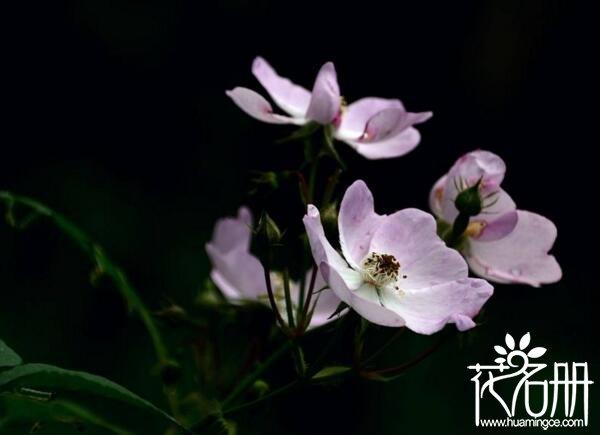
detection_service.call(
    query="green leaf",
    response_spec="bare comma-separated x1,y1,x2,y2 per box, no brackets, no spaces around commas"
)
0,393,134,435
0,340,22,369
0,364,189,432
312,366,351,380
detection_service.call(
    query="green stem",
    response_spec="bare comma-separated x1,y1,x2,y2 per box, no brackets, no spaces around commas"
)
446,212,470,248
365,332,451,377
300,265,318,329
291,341,307,376
307,154,320,205
282,268,295,329
222,379,300,416
193,316,349,432
307,314,350,376
220,340,293,410
0,192,179,412
322,168,342,207
263,260,286,329
361,328,405,366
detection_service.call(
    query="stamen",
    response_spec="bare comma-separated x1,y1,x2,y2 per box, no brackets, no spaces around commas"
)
362,252,401,288
465,221,486,238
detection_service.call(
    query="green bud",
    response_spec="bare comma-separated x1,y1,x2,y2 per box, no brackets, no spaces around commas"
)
252,379,270,397
454,181,483,216
258,212,283,244
321,201,338,234
251,171,278,189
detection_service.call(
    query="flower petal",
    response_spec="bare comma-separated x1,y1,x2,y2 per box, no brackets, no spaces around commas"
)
338,180,385,269
429,175,447,219
209,207,253,253
342,127,423,160
336,97,405,140
206,243,266,301
320,262,405,327
384,278,493,335
308,270,347,329
206,207,266,302
466,210,562,286
251,56,311,119
452,314,477,332
475,210,518,242
368,208,468,289
225,87,300,124
361,109,432,143
305,62,340,124
303,204,352,275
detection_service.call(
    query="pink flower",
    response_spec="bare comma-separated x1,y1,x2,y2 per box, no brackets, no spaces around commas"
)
226,57,432,160
205,207,342,329
303,180,493,334
429,150,562,287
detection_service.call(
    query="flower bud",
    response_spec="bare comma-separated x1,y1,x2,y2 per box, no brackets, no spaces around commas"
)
258,212,283,245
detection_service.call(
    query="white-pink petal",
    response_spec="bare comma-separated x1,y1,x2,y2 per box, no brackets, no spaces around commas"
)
303,204,352,274
384,278,493,335
205,243,266,301
336,97,405,140
225,87,300,125
475,210,518,242
307,270,347,329
209,206,253,253
338,180,385,269
344,127,423,160
362,110,431,143
466,210,562,286
368,208,468,289
251,56,311,119
305,62,341,124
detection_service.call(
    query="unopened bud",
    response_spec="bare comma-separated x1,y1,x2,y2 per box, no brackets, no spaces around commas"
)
258,212,283,244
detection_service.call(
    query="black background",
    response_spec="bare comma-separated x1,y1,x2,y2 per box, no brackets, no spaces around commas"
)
1,1,597,434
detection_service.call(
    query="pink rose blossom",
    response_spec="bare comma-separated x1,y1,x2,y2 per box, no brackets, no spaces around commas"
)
205,207,342,329
226,57,432,160
303,180,493,334
430,150,562,287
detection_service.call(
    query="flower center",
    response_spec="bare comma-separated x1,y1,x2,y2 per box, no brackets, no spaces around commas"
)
362,252,400,287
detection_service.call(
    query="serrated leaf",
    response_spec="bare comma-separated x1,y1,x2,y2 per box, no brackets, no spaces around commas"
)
505,333,515,350
519,332,531,350
527,347,547,359
0,340,22,368
0,364,188,432
494,345,507,355
312,366,351,380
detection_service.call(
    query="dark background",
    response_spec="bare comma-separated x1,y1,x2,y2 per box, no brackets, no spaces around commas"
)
1,1,597,434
